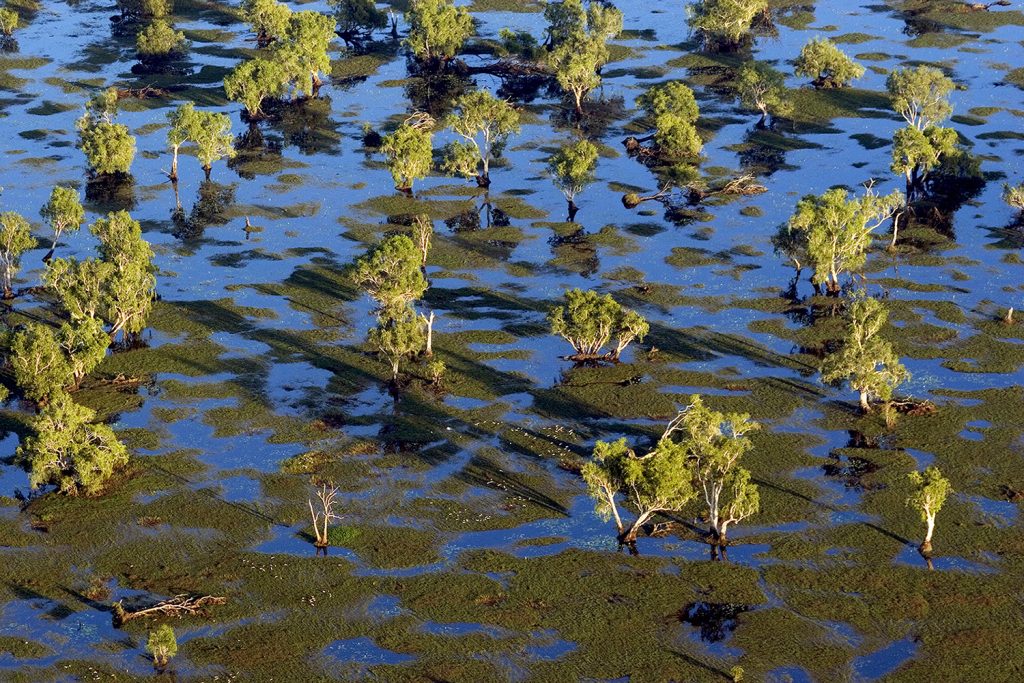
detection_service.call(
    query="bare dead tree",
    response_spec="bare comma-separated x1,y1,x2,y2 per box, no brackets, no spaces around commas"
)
308,481,340,549
112,595,227,627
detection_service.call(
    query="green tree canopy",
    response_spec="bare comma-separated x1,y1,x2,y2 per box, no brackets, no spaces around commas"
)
821,295,909,412
0,211,36,299
89,212,156,342
636,81,699,123
351,234,428,314
224,57,290,118
11,324,73,403
886,65,955,130
331,0,388,40
380,120,434,192
549,288,648,360
183,108,236,179
678,394,761,543
136,19,189,62
404,0,473,64
442,90,520,187
735,61,791,125
368,306,426,381
688,0,767,49
241,0,291,46
40,186,85,247
890,124,958,197
17,392,129,496
117,0,170,22
906,465,951,554
147,624,178,668
793,37,864,88
548,138,598,210
277,10,335,97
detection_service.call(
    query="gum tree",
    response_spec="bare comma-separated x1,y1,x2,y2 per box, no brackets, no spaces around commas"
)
380,119,433,192
351,234,428,313
821,296,909,413
241,0,291,47
17,392,129,496
185,109,236,180
548,139,598,221
136,19,189,66
77,88,135,176
548,288,648,361
681,395,761,545
891,124,958,198
224,57,289,118
0,211,36,299
165,102,193,182
44,257,112,322
442,90,520,188
404,0,473,65
688,0,767,50
369,307,426,381
90,211,157,342
278,10,335,97
886,66,955,130
906,466,951,555
781,187,904,294
40,186,85,253
628,81,702,160
11,324,72,403
582,435,695,544
331,0,387,43
549,34,602,115
794,37,864,88
735,61,791,126
146,624,178,669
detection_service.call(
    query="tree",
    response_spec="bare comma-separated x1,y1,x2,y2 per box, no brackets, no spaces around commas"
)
58,318,111,388
654,113,703,161
793,37,864,88
277,10,335,97
224,57,290,118
548,139,598,219
821,296,909,413
351,234,428,313
11,324,72,403
735,61,791,126
369,307,426,381
442,90,520,188
116,0,170,22
637,81,699,123
136,19,189,64
241,0,291,47
543,0,585,48
165,102,193,182
680,395,761,544
582,435,695,544
890,124,958,197
43,257,112,322
1004,182,1024,216
404,0,473,64
308,481,340,548
906,466,951,555
688,0,767,49
886,66,955,130
380,120,433,192
184,109,236,180
331,0,387,42
783,187,903,294
0,7,19,36
548,288,648,360
17,392,129,496
146,624,178,668
549,33,603,115
40,186,85,251
76,88,135,176
0,211,36,299
411,213,432,266
90,212,156,342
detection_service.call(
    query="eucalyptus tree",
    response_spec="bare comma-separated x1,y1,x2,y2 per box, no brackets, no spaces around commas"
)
224,57,290,118
116,0,170,22
628,81,702,161
793,37,864,88
278,10,335,97
778,186,903,294
18,392,129,496
241,0,291,47
906,466,951,555
380,117,434,192
735,61,791,126
890,124,958,198
369,306,427,381
546,1,622,115
147,625,178,669
11,319,109,401
687,0,767,50
680,395,761,544
548,138,598,221
331,0,387,43
43,257,112,322
548,288,648,361
821,295,909,414
886,66,955,130
135,19,189,65
0,211,36,299
350,234,428,314
184,109,236,180
77,88,135,176
40,186,85,253
404,0,473,65
583,434,695,544
442,90,520,188
0,7,19,36
165,102,193,182
90,211,156,343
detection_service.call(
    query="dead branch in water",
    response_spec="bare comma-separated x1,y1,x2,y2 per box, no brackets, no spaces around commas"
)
685,175,767,203
116,86,169,100
113,594,227,626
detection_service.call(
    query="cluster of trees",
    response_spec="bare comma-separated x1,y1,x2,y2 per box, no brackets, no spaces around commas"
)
548,288,648,362
1,196,155,498
379,90,521,192
687,0,768,50
226,0,334,117
628,81,703,164
350,218,438,382
583,395,760,546
165,102,236,182
544,0,623,114
136,18,189,69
